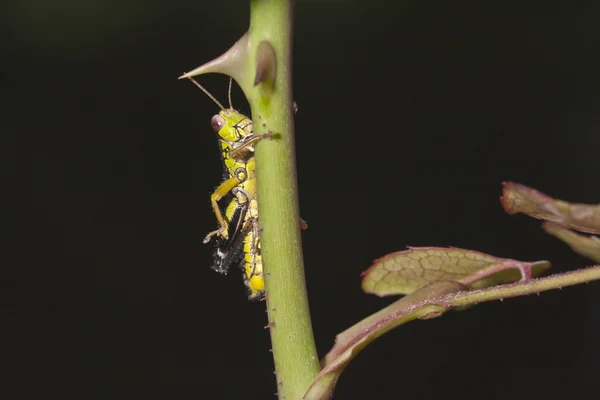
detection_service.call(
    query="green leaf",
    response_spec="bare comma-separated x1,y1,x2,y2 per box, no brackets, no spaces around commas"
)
501,181,600,234
361,247,550,297
543,222,600,262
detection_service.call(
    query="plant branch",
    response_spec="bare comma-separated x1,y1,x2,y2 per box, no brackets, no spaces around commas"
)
451,265,600,306
247,0,320,398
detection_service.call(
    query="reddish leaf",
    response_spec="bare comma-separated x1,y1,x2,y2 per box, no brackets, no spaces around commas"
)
304,266,600,399
501,182,600,234
304,281,466,400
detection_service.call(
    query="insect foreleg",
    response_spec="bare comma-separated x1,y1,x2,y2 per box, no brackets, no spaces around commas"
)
228,131,275,160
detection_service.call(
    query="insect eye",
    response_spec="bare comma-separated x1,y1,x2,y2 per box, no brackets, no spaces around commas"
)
211,115,225,132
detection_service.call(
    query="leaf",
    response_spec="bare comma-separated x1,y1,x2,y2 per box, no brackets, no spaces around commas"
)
501,182,600,234
304,265,600,400
542,222,600,263
361,247,550,297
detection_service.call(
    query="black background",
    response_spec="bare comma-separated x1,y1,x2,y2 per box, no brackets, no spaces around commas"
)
4,1,600,399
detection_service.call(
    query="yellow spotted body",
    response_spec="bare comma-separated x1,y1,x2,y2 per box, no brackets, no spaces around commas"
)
241,205,264,300
205,108,268,300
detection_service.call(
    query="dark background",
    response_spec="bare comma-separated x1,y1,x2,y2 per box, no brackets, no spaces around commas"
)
4,1,600,399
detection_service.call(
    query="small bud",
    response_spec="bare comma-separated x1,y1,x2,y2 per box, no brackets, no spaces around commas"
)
255,40,277,87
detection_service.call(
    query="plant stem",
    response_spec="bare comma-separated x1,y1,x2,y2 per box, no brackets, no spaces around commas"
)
452,265,600,306
247,0,320,398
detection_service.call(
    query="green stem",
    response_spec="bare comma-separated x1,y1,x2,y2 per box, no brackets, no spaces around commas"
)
247,0,320,398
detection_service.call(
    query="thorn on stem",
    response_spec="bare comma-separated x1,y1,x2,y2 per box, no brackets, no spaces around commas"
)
264,321,275,329
178,32,250,84
300,218,308,230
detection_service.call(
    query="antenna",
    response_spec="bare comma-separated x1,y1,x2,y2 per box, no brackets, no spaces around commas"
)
186,76,225,110
227,77,233,109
